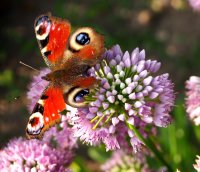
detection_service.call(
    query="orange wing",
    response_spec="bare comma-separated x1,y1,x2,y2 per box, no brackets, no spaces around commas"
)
26,86,66,139
35,14,71,68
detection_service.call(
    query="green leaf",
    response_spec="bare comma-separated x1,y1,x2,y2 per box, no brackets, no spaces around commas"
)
0,69,13,87
70,156,89,172
88,145,111,163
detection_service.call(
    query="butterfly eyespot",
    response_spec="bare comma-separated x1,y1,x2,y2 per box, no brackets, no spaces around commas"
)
26,112,44,137
30,117,39,127
74,89,89,102
63,87,89,108
69,27,94,51
35,15,51,41
35,15,49,27
76,33,90,45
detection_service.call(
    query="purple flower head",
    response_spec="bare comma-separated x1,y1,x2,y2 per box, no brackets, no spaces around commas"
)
27,68,50,112
0,137,72,172
194,155,200,172
67,45,175,152
43,120,77,150
101,150,151,172
186,76,200,125
188,0,200,11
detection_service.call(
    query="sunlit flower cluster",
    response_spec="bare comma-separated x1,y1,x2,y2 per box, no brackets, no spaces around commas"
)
0,137,72,172
1,44,176,171
67,45,175,152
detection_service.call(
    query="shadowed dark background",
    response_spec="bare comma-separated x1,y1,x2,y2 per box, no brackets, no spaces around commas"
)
1,0,200,171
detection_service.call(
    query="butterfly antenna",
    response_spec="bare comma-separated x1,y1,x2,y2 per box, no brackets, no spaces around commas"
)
19,61,39,72
11,79,44,102
30,79,44,89
20,61,47,89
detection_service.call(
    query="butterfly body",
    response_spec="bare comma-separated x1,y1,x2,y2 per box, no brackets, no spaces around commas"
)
26,14,104,139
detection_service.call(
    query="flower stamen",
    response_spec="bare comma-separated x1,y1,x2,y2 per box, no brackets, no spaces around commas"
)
92,113,106,130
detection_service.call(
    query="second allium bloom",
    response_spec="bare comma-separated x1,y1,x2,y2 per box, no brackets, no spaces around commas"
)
186,76,200,125
68,45,175,152
188,0,200,11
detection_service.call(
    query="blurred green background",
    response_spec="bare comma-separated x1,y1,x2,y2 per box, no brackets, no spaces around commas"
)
1,0,200,171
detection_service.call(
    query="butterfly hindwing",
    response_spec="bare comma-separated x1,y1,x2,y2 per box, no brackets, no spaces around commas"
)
26,85,66,139
35,14,71,68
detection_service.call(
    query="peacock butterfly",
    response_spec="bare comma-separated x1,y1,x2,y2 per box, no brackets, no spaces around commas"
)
26,13,104,139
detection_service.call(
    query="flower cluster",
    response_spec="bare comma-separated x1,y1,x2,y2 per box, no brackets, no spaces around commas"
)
101,150,150,172
0,137,72,172
188,0,200,11
0,120,76,172
185,76,200,125
0,72,78,171
43,121,77,151
5,44,175,171
194,155,200,172
67,45,175,152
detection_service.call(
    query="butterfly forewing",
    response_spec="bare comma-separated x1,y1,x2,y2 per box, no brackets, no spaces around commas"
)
35,14,71,69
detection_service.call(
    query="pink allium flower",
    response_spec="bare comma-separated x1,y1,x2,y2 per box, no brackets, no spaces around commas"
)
194,155,200,172
186,76,200,125
101,150,150,172
0,137,72,172
27,68,50,111
188,0,200,11
43,121,77,150
68,45,175,152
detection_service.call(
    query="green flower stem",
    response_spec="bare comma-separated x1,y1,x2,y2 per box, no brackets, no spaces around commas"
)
127,123,173,172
